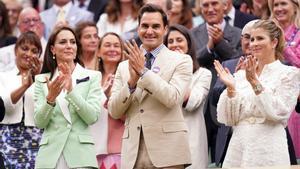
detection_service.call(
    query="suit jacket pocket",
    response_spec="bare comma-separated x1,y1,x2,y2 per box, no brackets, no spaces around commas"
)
39,136,49,146
78,135,95,144
122,127,129,139
162,122,188,133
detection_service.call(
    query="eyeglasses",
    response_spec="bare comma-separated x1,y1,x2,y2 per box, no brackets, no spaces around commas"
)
21,18,41,25
241,34,251,40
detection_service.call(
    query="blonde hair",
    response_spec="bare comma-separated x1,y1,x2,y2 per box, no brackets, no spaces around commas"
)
253,20,285,60
268,0,300,28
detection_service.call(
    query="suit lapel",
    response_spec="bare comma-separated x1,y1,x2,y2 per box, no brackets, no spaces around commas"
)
223,23,233,43
139,47,169,102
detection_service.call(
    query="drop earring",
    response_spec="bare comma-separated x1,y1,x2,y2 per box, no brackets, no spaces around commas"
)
53,54,56,60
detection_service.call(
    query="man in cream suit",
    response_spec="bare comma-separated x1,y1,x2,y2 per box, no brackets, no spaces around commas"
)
40,0,94,39
108,4,192,169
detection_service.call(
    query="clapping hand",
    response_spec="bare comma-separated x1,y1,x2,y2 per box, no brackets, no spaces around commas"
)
235,56,246,72
214,60,235,89
46,75,65,103
207,24,224,44
244,55,258,85
21,70,33,88
28,55,41,75
58,62,72,92
103,74,114,97
123,40,144,87
123,40,145,74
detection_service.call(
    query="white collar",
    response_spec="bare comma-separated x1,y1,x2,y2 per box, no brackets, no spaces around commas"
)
206,19,226,31
227,7,235,26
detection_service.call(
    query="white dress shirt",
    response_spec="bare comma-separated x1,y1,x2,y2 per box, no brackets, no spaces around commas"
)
96,13,138,38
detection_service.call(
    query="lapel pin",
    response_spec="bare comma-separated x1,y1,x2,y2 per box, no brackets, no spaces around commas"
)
152,66,160,73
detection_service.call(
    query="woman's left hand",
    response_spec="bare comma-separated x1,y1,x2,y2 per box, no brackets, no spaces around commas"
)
103,74,114,97
245,55,258,85
21,70,33,88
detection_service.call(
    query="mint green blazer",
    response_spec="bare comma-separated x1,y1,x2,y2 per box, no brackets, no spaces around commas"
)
34,64,103,169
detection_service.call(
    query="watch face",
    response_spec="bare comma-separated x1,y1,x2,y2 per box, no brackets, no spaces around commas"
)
254,83,263,92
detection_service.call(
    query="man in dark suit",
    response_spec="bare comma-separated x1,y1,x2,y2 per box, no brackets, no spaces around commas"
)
191,0,242,162
225,0,258,29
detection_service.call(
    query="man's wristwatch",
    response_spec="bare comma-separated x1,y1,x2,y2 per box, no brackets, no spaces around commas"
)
253,83,263,93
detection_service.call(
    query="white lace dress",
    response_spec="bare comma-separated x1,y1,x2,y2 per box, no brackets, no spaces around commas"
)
217,60,300,168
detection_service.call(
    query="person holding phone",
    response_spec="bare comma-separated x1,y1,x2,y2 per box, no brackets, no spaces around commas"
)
0,31,43,168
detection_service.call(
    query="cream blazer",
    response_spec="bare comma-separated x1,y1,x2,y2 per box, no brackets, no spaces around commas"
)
108,46,193,169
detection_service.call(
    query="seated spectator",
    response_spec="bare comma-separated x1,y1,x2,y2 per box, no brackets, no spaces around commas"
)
96,0,143,38
40,0,94,39
0,31,43,168
165,24,211,169
0,1,17,48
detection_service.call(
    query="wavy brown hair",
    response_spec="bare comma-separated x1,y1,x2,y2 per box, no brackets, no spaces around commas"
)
41,26,82,80
105,0,144,23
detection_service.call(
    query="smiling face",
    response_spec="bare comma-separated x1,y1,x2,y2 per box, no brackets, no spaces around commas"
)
167,30,188,54
51,30,77,64
272,0,295,25
138,12,167,51
201,0,226,25
80,26,99,53
15,42,40,71
250,28,277,60
98,34,122,65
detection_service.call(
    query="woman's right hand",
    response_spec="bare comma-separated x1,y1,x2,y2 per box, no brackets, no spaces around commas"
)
214,60,235,89
46,75,65,102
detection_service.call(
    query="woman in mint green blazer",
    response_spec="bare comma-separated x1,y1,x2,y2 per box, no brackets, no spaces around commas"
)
34,26,103,169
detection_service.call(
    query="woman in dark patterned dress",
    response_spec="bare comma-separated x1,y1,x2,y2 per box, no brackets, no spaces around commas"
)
0,31,43,168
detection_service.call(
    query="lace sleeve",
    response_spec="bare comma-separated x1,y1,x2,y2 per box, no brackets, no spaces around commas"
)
254,68,300,125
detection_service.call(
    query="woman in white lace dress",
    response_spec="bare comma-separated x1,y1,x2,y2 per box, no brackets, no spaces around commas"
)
214,20,300,168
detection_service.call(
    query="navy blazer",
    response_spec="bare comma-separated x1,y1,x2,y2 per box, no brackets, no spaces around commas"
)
212,57,239,166
87,0,108,22
234,10,258,29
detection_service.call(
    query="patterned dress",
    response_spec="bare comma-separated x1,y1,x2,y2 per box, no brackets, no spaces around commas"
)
0,120,42,168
